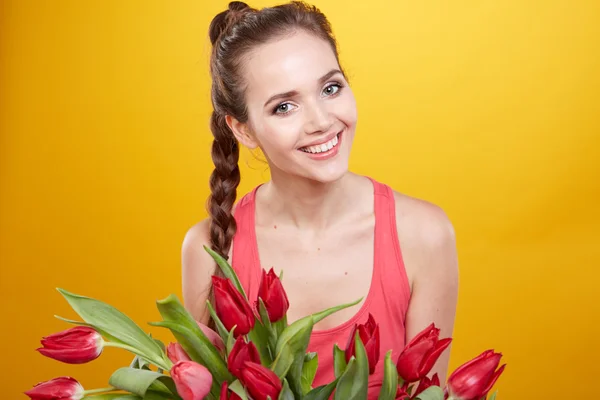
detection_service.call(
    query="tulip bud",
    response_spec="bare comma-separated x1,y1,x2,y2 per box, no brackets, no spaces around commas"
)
196,320,226,353
395,323,452,383
239,361,282,400
36,326,103,364
344,313,380,374
413,373,440,398
220,382,243,400
257,268,289,322
447,350,506,400
24,376,84,400
167,342,192,364
227,336,261,379
212,276,255,336
171,360,213,400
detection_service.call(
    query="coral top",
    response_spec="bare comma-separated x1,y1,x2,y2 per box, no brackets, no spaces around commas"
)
231,177,411,398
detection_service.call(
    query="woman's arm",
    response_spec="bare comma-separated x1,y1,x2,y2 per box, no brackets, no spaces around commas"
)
181,218,217,325
395,194,460,383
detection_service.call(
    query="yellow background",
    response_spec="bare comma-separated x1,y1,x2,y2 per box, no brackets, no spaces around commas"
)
1,0,599,398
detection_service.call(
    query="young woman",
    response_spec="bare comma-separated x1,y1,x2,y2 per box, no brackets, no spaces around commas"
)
181,1,459,396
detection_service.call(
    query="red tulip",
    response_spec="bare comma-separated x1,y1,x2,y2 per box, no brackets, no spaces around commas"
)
220,382,243,400
212,276,255,336
227,336,261,379
395,386,410,400
239,361,282,400
167,342,192,364
447,350,506,400
196,320,226,353
396,323,452,383
171,360,213,400
24,376,84,400
344,313,380,374
412,373,440,398
257,268,289,322
36,326,103,364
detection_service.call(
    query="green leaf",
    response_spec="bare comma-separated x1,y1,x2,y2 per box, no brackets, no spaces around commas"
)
226,325,236,357
148,320,230,397
151,294,231,399
334,332,369,400
108,368,179,399
248,315,273,366
303,378,339,400
203,245,247,299
270,316,313,378
333,344,347,379
488,391,498,400
54,315,123,344
301,352,319,394
56,289,166,367
229,380,249,400
414,386,444,400
278,379,295,400
84,395,142,400
206,299,230,342
377,351,398,400
311,297,362,325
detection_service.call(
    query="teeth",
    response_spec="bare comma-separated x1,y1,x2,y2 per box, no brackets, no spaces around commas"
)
301,134,339,154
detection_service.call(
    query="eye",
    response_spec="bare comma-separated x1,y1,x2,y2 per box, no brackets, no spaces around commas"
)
322,83,342,97
273,102,297,115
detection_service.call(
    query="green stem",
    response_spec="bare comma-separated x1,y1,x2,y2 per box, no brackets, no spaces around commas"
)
103,342,170,371
83,386,117,395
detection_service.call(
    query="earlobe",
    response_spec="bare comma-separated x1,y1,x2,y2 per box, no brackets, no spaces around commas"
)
225,115,258,149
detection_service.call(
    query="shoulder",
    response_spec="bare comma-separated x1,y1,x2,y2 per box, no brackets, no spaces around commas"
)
390,189,458,285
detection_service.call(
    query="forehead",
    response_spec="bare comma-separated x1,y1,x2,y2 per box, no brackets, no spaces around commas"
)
242,31,340,99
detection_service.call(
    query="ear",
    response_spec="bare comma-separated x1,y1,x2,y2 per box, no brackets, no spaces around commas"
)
225,115,258,149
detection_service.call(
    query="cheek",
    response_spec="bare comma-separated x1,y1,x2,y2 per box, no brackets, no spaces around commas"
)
334,92,358,127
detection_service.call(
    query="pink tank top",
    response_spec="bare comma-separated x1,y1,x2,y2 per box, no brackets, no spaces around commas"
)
231,177,411,398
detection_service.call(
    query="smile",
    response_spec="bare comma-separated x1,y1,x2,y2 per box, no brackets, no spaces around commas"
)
299,132,341,154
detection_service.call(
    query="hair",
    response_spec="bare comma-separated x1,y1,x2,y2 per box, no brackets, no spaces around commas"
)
205,1,345,326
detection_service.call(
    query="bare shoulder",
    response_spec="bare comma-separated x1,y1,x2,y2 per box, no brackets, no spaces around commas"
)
181,218,216,324
391,190,458,284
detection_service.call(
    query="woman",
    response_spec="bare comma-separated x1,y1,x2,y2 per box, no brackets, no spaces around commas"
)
181,1,459,396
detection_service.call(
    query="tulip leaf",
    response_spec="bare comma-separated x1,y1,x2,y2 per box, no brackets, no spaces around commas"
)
108,367,179,399
278,379,295,400
304,378,339,400
488,391,498,400
226,325,236,356
414,386,444,400
84,395,142,400
54,315,124,344
270,316,313,378
56,288,166,367
377,351,398,400
148,320,229,397
301,352,319,394
333,344,347,378
205,299,230,342
334,332,369,400
203,245,248,300
258,298,278,352
248,315,273,365
229,380,249,400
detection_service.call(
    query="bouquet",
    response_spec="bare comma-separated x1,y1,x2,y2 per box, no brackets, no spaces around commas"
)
26,247,505,400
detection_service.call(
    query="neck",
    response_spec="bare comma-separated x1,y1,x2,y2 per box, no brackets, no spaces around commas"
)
259,170,358,230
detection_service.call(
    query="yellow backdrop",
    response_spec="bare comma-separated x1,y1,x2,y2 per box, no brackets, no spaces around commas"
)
1,0,599,398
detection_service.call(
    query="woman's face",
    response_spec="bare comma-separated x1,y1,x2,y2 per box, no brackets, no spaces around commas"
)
239,30,358,184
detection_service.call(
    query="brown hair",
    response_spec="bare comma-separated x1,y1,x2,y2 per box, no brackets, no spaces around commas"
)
205,1,345,325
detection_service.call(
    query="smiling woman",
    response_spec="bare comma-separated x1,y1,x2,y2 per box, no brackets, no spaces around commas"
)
180,1,458,397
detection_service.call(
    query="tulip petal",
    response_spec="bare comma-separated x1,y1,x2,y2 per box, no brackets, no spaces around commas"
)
418,338,452,377
481,364,506,397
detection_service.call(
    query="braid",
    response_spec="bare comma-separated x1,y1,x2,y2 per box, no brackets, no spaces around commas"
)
208,111,240,261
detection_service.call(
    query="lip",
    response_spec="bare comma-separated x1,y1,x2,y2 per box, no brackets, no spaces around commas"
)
299,129,343,149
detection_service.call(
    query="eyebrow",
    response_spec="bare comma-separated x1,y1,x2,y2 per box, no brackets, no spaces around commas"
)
263,68,344,109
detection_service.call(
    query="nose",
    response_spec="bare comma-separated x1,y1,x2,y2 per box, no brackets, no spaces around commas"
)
304,100,334,135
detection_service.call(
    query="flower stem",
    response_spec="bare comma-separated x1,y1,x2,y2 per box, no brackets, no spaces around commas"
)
103,341,170,371
83,386,117,395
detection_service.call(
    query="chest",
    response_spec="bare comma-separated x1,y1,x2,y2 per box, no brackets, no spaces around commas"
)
254,214,375,330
